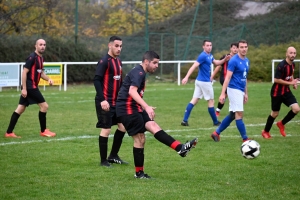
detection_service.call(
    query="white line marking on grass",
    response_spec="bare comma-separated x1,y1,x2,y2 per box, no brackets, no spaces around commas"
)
1,120,299,146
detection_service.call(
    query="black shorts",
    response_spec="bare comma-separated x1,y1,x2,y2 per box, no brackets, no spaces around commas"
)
95,100,120,129
271,92,298,111
19,88,45,107
118,110,151,136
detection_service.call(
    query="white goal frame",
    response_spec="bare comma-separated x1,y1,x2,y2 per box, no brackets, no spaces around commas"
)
271,59,300,83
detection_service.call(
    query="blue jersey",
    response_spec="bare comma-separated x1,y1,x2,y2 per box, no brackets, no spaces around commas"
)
227,54,249,92
196,51,214,82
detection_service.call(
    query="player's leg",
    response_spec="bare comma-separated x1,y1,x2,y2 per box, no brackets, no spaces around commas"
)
119,113,150,178
277,93,300,137
95,99,113,167
262,96,281,139
202,81,220,125
181,80,201,126
144,111,198,157
211,111,235,142
216,82,226,116
30,89,56,137
108,115,128,164
5,102,26,138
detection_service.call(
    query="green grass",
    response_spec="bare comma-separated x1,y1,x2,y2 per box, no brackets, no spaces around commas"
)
1,82,300,200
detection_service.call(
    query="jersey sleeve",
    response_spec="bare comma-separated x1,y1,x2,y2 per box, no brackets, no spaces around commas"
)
95,59,108,78
24,55,35,70
274,62,284,79
196,53,205,64
227,58,236,72
130,68,145,88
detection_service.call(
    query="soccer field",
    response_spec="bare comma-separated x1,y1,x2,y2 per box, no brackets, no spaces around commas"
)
1,82,300,200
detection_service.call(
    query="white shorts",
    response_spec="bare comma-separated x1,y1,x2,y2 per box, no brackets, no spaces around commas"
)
227,87,244,112
193,80,214,100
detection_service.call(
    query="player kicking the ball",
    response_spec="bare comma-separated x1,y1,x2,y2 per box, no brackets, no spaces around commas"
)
116,51,198,179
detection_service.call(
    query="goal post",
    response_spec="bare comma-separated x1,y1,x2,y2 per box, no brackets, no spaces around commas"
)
271,59,300,83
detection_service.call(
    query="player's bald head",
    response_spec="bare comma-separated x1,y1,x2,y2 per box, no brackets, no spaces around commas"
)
286,46,296,62
36,39,46,45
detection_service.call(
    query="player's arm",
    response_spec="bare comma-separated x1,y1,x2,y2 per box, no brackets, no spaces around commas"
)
181,61,200,85
94,60,108,102
219,70,232,103
128,86,155,120
274,78,298,86
213,55,231,66
244,80,248,103
41,72,53,85
210,65,221,81
21,68,29,97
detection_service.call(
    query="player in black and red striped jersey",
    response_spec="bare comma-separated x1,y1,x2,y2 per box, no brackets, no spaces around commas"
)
116,51,198,179
211,42,238,117
94,36,128,167
262,47,300,139
4,39,56,138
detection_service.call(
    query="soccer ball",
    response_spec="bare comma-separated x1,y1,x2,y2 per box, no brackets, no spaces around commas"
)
240,140,260,159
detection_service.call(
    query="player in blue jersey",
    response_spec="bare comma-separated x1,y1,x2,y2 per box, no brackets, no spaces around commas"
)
116,51,198,179
211,42,238,117
211,40,250,142
181,40,230,126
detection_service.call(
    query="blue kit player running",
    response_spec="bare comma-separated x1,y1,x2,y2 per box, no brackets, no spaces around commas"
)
181,40,230,126
116,51,198,179
211,40,250,142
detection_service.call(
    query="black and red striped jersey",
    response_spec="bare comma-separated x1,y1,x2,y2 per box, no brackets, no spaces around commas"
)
219,54,230,84
24,52,44,89
271,59,295,97
94,54,122,106
116,65,146,117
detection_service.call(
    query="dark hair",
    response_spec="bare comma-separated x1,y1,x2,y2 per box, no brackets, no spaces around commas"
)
230,42,238,47
109,36,122,42
142,51,160,62
237,40,248,47
203,39,211,46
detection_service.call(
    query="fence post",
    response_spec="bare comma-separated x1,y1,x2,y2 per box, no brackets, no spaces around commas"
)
177,62,181,86
64,64,67,91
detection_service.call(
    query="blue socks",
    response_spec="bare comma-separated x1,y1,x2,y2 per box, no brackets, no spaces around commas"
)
208,107,218,124
236,119,248,140
183,103,194,122
216,114,233,134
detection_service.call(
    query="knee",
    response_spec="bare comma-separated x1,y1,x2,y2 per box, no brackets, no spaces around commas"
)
292,106,300,114
15,105,26,114
271,111,279,118
40,102,49,112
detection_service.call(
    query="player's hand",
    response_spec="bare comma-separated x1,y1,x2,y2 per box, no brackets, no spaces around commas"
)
219,93,226,104
48,79,54,86
224,54,231,61
145,106,155,120
101,100,110,111
244,94,248,103
181,77,188,85
21,89,27,98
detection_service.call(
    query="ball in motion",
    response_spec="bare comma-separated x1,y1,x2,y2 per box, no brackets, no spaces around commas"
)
240,140,260,159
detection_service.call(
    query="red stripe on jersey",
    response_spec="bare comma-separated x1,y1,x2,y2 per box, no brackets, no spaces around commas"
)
103,59,110,100
37,56,43,87
223,61,227,78
126,96,133,115
31,59,36,88
111,59,118,106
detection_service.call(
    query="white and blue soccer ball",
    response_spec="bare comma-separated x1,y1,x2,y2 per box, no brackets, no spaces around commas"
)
240,140,260,159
